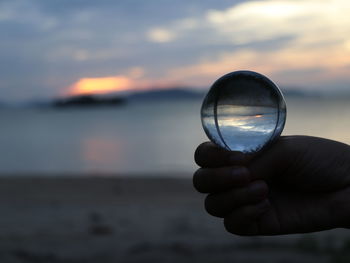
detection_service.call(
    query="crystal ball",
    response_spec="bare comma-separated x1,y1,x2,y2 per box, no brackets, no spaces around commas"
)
201,70,286,153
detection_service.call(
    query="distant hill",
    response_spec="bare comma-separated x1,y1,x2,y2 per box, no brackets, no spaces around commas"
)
126,88,205,101
29,87,335,109
282,89,319,97
49,88,204,108
124,87,321,101
52,95,126,108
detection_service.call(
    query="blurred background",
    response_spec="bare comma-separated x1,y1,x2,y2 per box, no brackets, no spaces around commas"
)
0,0,350,175
0,0,350,262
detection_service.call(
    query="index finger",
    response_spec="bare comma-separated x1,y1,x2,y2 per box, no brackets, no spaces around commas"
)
194,142,247,168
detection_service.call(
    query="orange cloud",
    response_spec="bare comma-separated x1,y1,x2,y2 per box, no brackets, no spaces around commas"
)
66,74,184,96
68,76,133,95
167,44,350,88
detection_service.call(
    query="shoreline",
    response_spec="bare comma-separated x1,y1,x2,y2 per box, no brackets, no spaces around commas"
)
0,176,349,262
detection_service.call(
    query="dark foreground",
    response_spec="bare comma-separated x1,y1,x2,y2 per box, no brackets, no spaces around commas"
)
0,176,349,263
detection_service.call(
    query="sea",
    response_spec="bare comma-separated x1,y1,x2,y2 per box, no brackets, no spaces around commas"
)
0,96,350,176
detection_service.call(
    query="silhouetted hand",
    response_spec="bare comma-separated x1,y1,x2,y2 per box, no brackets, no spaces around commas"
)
193,136,350,235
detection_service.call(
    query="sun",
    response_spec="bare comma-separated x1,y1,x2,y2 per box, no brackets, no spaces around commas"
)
68,76,133,96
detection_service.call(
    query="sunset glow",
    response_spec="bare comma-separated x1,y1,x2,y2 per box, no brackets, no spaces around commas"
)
68,76,133,95
1,0,350,102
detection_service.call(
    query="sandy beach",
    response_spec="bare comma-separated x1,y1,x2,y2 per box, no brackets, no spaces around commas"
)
0,176,349,263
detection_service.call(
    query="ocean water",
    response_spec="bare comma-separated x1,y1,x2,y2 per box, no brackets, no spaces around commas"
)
0,96,349,175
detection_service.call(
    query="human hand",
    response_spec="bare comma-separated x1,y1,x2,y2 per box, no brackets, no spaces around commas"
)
193,136,350,235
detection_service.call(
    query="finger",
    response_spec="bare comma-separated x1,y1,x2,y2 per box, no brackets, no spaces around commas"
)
223,199,271,236
205,180,269,217
194,142,247,168
193,166,250,193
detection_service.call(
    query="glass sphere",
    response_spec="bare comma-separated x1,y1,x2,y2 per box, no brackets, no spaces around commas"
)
201,70,286,153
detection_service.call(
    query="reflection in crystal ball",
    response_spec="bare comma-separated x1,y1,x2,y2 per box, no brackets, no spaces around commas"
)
201,71,286,154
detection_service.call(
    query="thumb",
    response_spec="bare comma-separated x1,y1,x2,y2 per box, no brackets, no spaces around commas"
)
248,136,302,181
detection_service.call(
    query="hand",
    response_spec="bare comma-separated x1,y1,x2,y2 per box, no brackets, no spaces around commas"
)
193,136,350,236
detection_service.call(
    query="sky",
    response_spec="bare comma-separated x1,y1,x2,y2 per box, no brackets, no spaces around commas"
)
0,0,350,102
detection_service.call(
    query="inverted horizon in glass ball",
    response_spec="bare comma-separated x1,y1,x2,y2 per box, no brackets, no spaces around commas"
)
201,71,286,154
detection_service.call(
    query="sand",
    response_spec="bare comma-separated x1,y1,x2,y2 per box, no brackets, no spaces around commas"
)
0,175,349,263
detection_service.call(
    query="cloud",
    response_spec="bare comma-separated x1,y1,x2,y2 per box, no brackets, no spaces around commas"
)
153,0,350,89
67,76,134,96
205,0,350,45
148,28,175,43
147,18,199,43
66,68,174,97
167,45,350,88
1,0,349,102
0,0,58,31
126,67,145,79
149,0,350,46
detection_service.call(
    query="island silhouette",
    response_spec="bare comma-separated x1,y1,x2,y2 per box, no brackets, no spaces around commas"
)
51,88,204,108
53,95,126,108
